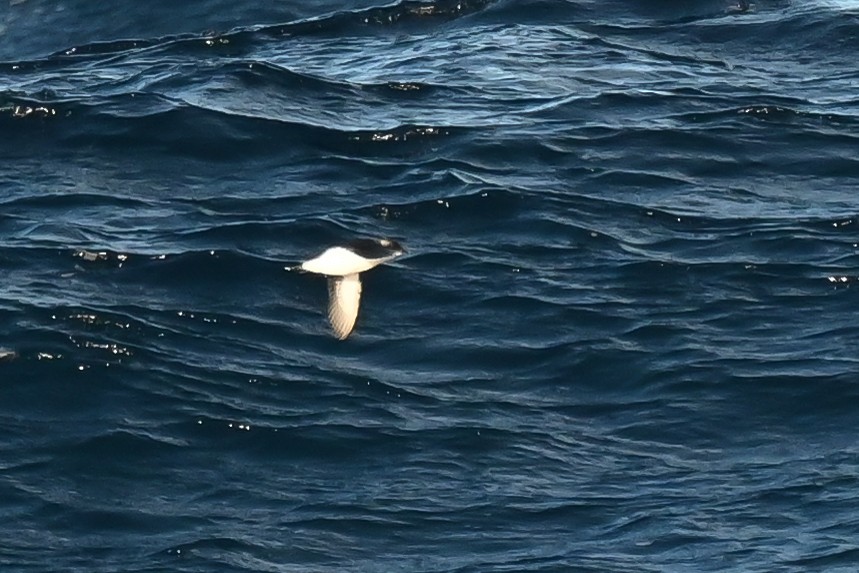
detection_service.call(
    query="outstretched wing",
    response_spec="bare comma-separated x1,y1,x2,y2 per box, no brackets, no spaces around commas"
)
327,273,362,339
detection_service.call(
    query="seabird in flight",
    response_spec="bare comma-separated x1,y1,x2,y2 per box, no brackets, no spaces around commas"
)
297,238,405,339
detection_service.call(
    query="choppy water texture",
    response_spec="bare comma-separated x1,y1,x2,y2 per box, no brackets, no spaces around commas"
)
3,0,859,571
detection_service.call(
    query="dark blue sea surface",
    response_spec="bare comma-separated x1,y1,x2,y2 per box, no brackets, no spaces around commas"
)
3,0,859,570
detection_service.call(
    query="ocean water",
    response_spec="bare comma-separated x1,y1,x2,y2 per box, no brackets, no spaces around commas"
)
2,0,859,571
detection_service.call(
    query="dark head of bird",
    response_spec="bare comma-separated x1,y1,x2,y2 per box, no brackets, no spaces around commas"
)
346,238,405,259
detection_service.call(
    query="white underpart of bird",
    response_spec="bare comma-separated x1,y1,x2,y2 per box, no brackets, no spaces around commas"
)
299,238,405,340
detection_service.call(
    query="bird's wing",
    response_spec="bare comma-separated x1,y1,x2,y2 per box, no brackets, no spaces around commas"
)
327,273,362,340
